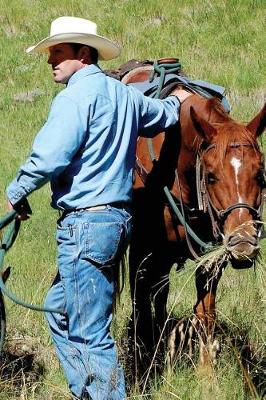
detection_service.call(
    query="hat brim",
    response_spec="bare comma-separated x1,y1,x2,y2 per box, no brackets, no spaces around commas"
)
26,33,121,60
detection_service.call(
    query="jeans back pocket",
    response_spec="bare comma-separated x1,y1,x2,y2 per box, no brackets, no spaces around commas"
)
84,221,124,265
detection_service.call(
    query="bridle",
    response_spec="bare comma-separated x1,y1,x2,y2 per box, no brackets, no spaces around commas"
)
135,139,265,257
135,119,266,261
196,142,265,240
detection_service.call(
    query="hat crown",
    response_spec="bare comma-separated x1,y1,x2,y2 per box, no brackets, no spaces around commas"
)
26,16,120,60
50,17,97,36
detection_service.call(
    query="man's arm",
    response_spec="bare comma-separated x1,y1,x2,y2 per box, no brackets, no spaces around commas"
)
129,86,192,137
6,94,87,208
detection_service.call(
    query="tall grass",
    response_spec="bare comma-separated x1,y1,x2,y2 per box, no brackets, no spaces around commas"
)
0,0,265,398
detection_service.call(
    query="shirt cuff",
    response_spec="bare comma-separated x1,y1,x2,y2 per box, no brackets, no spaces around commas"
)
167,95,181,108
6,179,29,205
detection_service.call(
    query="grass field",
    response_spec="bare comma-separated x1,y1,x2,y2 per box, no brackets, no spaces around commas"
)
0,0,265,399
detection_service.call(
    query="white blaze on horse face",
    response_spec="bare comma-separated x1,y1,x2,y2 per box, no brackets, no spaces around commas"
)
231,157,243,215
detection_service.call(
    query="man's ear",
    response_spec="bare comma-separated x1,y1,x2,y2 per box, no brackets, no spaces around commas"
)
77,46,92,64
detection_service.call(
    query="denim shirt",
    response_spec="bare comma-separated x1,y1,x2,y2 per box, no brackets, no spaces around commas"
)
6,64,180,210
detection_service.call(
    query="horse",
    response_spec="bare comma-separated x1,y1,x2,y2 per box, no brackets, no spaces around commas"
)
121,63,266,378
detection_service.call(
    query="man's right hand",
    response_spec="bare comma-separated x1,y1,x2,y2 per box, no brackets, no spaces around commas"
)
7,199,32,221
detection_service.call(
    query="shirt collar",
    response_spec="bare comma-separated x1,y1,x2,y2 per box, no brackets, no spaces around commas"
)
67,64,102,86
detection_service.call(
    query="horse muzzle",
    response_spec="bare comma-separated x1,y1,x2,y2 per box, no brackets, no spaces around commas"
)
224,234,260,269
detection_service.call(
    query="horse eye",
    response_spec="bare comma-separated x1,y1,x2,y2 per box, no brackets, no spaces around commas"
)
207,172,218,184
256,170,266,188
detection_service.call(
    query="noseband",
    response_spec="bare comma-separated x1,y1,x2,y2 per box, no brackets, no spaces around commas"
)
216,203,261,221
197,142,264,239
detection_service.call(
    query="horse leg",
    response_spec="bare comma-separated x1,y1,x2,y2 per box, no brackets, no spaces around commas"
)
151,259,172,353
128,248,156,379
129,251,172,384
193,263,225,365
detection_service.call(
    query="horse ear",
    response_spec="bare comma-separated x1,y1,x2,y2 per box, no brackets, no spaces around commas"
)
190,106,216,141
246,103,266,137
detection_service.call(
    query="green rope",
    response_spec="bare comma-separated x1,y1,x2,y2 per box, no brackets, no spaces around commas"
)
147,61,182,161
0,214,17,353
146,60,214,252
0,290,6,355
0,211,64,352
163,187,213,252
0,210,17,230
150,61,182,99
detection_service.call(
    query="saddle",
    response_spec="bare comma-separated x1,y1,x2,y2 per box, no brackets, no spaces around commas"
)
105,58,231,112
104,59,154,80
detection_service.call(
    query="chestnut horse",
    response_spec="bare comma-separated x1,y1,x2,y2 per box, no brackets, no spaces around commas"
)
122,67,266,375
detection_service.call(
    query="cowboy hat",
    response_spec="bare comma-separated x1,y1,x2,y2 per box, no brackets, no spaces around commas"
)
26,16,121,60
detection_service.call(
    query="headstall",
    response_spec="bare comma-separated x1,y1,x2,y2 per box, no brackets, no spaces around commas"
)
196,142,265,240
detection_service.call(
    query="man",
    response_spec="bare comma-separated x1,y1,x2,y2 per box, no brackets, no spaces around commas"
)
6,16,191,400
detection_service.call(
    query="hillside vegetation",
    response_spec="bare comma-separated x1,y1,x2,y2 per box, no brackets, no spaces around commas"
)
0,1,265,399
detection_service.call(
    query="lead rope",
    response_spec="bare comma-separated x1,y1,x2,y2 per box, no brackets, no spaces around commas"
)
163,185,212,255
0,211,64,353
144,61,213,256
0,211,64,313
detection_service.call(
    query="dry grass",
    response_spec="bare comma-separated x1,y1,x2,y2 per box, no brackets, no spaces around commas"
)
0,0,265,398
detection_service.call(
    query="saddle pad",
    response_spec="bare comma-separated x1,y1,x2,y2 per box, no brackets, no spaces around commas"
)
128,74,231,113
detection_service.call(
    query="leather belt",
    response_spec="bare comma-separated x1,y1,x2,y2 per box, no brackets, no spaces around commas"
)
78,205,107,212
58,205,107,218
58,202,130,219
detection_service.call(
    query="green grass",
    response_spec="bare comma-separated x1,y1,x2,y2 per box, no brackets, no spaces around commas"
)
0,0,265,398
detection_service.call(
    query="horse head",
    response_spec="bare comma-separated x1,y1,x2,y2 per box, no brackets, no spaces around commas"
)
190,101,266,268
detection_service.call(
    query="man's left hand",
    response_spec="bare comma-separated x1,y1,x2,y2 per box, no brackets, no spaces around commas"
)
171,88,193,103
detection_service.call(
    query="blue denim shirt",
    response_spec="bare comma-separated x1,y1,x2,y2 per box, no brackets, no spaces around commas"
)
6,64,180,210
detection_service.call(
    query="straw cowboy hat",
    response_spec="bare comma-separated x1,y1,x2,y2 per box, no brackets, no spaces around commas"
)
26,16,121,60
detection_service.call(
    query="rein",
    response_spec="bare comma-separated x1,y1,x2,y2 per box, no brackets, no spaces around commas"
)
135,157,213,256
136,61,215,256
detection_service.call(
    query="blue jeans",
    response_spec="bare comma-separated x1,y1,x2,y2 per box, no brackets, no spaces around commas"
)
44,205,132,399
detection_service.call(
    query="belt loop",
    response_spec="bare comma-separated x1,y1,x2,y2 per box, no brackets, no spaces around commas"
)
69,225,73,237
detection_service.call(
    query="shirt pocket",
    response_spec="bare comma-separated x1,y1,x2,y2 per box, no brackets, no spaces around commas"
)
84,221,124,265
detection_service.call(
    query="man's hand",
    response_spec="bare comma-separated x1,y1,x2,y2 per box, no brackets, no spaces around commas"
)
7,199,32,221
171,88,193,103
7,200,14,213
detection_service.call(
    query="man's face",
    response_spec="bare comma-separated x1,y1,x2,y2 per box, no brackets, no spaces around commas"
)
48,43,83,84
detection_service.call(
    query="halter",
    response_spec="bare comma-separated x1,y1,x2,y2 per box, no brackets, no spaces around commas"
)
196,142,265,240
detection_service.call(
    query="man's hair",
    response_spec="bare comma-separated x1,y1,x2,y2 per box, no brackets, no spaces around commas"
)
69,43,99,64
